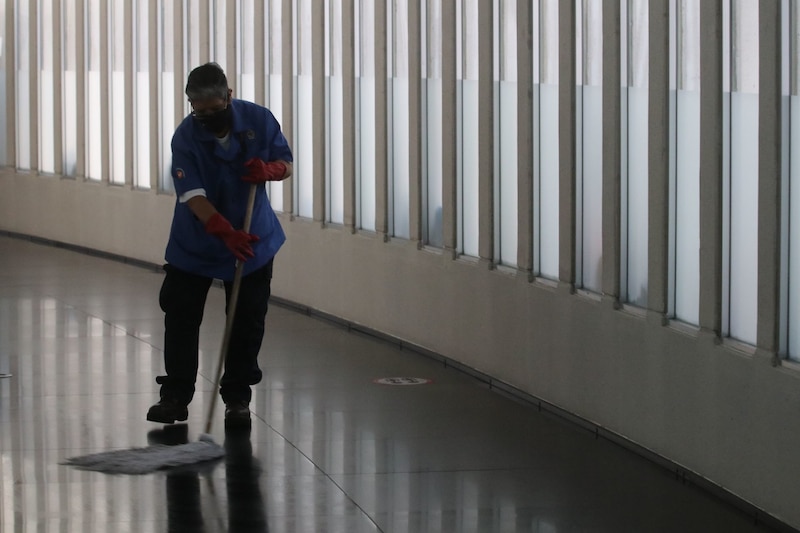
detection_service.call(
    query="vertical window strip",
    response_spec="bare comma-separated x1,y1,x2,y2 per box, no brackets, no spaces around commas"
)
326,0,345,225
0,3,8,166
109,0,125,185
536,0,560,280
238,0,256,102
294,0,314,218
356,0,377,231
145,0,158,191
266,1,285,211
389,0,411,238
577,0,603,292
457,0,480,257
622,0,649,306
669,0,701,325
134,0,151,190
61,0,78,177
16,0,32,170
38,0,56,174
495,0,519,268
158,1,174,193
423,0,444,248
724,0,759,344
786,1,800,359
85,0,104,181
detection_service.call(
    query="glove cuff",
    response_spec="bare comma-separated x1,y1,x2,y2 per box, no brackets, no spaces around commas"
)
204,212,233,237
269,161,288,181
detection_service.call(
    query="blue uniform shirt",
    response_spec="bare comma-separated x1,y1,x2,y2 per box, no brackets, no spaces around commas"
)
165,99,293,281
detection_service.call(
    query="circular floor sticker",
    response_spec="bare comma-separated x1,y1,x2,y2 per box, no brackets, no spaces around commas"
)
373,377,433,386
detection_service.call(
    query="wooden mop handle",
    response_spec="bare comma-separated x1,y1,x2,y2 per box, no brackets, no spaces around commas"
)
205,183,258,434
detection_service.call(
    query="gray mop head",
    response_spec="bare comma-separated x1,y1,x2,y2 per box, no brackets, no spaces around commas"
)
62,434,225,475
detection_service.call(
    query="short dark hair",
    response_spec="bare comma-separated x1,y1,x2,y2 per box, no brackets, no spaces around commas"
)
185,62,228,101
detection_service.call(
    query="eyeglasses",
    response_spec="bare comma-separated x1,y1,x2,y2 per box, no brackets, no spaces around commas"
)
191,105,227,118
189,97,228,117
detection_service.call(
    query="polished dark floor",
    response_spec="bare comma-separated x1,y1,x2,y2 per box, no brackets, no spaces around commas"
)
0,235,783,532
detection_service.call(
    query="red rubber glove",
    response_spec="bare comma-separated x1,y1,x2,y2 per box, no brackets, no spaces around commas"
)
243,158,287,183
204,213,258,262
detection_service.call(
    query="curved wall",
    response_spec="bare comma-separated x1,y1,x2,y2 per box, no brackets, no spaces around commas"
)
2,169,800,530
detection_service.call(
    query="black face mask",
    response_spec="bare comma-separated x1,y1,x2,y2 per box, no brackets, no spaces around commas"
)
193,105,231,135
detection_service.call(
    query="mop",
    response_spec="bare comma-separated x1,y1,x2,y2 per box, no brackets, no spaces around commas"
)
63,184,258,474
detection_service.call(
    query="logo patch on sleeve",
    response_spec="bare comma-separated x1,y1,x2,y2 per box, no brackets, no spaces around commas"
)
176,168,185,179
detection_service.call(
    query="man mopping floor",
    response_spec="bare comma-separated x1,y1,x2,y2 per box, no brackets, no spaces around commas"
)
147,62,294,429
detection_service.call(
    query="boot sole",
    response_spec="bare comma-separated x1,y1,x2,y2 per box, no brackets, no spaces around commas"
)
146,410,189,424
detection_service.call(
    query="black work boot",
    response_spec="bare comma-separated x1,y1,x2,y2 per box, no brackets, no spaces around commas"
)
224,400,251,428
146,397,189,424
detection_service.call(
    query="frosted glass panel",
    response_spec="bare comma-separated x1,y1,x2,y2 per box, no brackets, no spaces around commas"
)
626,87,649,305
0,70,5,166
539,83,559,279
424,0,443,247
326,1,344,225
581,86,603,291
0,3,6,166
726,1,759,345
296,74,314,217
212,0,227,65
87,0,103,182
391,77,410,238
38,0,55,173
390,0,410,239
577,1,603,292
536,0,560,279
39,70,55,173
295,0,314,218
460,79,480,257
185,6,202,68
670,0,701,325
15,0,31,170
499,80,518,266
356,0,376,231
674,90,700,324
135,72,150,189
160,73,175,193
267,3,284,210
62,0,78,175
496,0,518,267
789,96,800,358
63,70,77,176
458,1,480,257
328,75,345,224
159,1,175,193
788,4,800,360
358,77,376,231
267,74,284,211
134,1,150,189
110,70,125,184
110,0,125,185
425,78,443,247
623,0,649,307
239,0,256,102
86,69,102,180
728,92,758,343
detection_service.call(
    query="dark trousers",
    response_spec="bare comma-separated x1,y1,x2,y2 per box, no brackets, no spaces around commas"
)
156,260,273,405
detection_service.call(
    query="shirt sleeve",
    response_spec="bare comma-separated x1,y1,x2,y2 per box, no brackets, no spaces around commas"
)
170,133,206,197
178,188,207,204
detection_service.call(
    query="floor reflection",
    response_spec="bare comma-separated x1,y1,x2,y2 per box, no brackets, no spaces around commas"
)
150,425,268,533
0,236,784,532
